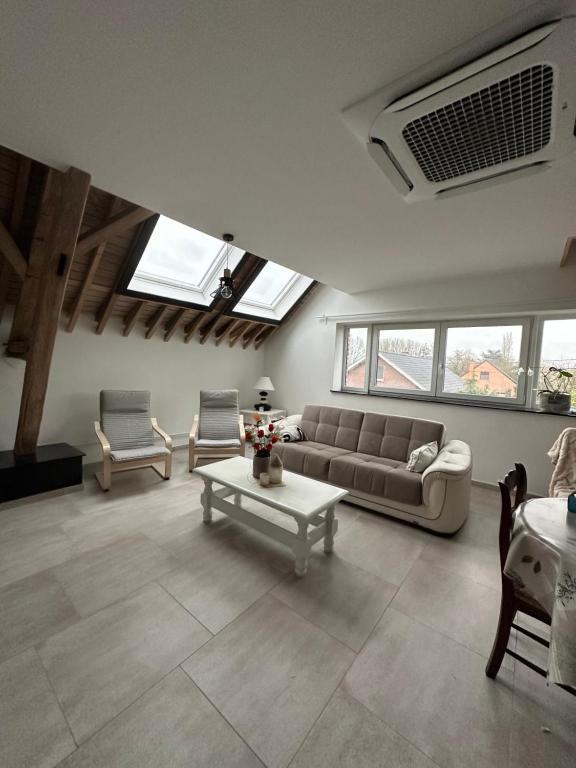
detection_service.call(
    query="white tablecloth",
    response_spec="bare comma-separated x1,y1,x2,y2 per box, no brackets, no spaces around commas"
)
504,498,576,685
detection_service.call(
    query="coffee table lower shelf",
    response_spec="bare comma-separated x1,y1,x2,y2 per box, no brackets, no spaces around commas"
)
200,481,338,577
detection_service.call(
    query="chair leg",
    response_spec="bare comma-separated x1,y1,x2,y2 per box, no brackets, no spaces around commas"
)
189,448,197,472
164,452,172,480
95,458,112,491
486,580,516,678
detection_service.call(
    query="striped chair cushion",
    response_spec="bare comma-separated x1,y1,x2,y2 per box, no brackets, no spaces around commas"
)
199,389,239,441
100,390,155,451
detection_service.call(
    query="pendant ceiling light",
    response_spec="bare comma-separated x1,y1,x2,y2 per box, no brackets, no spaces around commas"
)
211,233,236,301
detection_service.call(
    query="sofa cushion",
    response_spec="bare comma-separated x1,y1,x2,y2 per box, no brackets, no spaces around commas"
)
385,468,423,505
274,441,351,479
301,405,364,451
357,412,444,463
349,458,423,505
328,453,403,487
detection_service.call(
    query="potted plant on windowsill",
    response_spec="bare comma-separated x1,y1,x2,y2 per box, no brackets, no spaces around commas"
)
537,366,573,414
245,413,281,478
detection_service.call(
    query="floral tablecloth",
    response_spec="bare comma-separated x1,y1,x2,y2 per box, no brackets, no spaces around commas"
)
505,497,576,686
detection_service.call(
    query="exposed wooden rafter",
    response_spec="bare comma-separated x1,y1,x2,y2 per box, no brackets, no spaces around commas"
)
75,205,153,257
228,320,250,347
67,196,121,332
164,308,186,341
0,157,31,323
145,305,168,339
14,167,91,454
183,312,203,343
0,221,27,279
255,326,276,349
122,300,146,337
242,323,263,349
560,237,576,268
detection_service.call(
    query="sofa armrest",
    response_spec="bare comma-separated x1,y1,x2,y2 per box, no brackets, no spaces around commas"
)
422,440,472,506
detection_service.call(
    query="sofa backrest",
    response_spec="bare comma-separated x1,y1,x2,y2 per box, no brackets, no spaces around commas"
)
357,412,445,463
301,405,364,451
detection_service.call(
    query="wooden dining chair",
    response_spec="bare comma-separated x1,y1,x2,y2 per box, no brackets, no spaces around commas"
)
485,463,553,680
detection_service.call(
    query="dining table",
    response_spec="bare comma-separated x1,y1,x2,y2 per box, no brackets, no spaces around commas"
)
504,497,576,686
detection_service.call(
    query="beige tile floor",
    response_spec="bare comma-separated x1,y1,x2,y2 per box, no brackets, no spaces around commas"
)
0,452,574,768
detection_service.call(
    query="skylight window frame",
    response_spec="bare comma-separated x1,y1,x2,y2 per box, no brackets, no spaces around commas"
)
118,215,246,312
227,269,315,325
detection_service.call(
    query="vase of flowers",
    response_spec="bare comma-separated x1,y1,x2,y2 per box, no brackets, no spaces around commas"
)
245,413,281,478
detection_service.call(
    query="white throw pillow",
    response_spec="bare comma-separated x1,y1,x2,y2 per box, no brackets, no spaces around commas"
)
406,441,438,473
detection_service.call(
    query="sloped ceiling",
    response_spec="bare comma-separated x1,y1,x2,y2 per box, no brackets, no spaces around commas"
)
0,0,575,293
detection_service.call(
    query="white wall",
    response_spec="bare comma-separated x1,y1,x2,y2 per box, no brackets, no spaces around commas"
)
0,312,263,463
264,268,576,496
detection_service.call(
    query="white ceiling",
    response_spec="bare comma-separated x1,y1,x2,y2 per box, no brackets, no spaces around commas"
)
1,0,575,293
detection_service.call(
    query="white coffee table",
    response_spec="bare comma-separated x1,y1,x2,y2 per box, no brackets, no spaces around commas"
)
194,456,347,576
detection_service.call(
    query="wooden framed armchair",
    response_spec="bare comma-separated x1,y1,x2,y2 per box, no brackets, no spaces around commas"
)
189,389,245,471
95,390,173,491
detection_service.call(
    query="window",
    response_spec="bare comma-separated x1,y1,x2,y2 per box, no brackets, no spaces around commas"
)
126,216,245,307
232,262,314,321
343,327,369,390
440,321,528,403
371,327,437,393
339,315,546,410
537,318,576,408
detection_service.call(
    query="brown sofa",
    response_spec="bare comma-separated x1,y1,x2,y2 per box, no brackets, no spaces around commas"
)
272,405,472,533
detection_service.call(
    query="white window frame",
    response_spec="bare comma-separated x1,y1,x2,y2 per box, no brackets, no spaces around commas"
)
369,322,440,396
437,317,532,407
529,314,576,409
339,316,538,408
342,324,373,394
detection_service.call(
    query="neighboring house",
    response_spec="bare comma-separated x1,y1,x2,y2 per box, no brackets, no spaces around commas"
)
462,360,517,397
346,352,463,393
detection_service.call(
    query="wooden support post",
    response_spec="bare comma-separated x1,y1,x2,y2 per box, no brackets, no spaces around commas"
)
67,196,121,332
145,305,168,339
123,300,146,336
184,312,203,343
75,205,153,256
164,308,185,341
14,167,91,455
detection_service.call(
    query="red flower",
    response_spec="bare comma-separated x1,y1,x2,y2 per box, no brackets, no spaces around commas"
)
257,429,265,438
271,434,279,443
245,431,252,442
266,443,273,452
268,423,274,432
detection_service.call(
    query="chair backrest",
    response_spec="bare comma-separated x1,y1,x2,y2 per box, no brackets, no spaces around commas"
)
100,390,154,451
199,390,239,440
497,463,527,571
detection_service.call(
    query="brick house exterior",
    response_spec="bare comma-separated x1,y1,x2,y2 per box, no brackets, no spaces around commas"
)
461,360,517,397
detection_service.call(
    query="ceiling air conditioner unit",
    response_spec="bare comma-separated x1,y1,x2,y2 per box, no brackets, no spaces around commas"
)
355,20,576,202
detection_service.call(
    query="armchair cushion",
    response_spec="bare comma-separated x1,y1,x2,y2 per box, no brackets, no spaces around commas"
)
199,389,240,441
100,390,154,451
110,445,170,462
196,438,241,448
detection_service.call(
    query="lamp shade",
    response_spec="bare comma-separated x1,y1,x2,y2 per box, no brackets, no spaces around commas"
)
254,377,275,392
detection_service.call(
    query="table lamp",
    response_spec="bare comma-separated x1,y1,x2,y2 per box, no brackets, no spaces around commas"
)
253,377,275,411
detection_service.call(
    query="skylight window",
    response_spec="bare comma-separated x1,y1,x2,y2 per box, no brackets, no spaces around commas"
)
127,216,244,307
233,261,313,321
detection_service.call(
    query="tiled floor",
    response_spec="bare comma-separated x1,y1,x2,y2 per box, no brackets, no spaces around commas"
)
0,453,574,768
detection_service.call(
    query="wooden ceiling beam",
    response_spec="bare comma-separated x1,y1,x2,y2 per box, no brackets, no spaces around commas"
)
164,308,186,341
0,157,30,323
122,300,146,337
228,320,250,348
145,305,168,339
14,166,91,455
75,205,154,256
67,196,121,332
215,318,240,347
242,323,263,349
183,312,204,343
254,326,276,350
198,313,220,345
560,237,576,267
0,220,26,278
95,292,118,335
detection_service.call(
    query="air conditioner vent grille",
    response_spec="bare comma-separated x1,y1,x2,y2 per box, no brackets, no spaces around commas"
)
402,64,554,183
